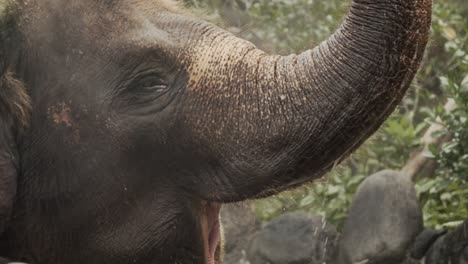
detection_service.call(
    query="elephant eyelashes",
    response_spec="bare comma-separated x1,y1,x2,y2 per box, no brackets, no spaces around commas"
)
113,72,175,114
132,75,168,95
126,75,169,96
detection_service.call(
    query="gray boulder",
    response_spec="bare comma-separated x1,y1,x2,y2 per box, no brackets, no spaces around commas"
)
247,212,339,264
337,170,423,264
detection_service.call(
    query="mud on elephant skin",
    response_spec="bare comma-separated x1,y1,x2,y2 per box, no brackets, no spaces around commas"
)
0,0,431,263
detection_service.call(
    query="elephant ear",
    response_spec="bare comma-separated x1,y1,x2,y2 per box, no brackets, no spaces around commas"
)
410,228,447,259
0,0,30,234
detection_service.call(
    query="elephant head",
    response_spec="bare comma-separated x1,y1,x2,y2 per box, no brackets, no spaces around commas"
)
424,220,468,264
0,0,431,263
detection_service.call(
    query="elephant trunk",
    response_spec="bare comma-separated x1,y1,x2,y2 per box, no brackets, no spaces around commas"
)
268,0,431,181
179,0,431,201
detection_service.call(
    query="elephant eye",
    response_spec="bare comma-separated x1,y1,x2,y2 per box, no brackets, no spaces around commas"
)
122,74,172,105
131,75,169,95
112,72,174,114
112,68,179,114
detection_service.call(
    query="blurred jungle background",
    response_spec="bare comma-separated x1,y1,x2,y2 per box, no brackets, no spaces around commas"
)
184,0,467,230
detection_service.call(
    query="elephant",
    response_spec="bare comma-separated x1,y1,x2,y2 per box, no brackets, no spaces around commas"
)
424,220,468,264
0,0,431,263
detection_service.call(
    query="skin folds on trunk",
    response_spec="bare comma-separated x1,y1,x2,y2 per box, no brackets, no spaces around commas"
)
179,0,432,201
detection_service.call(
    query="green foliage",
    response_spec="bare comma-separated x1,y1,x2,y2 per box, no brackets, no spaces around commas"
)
409,0,467,229
238,0,347,53
416,177,468,229
415,1,468,229
186,0,468,229
256,169,365,229
185,0,347,53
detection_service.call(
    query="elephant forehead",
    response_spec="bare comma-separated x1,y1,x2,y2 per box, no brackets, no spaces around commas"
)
22,4,125,44
20,0,182,48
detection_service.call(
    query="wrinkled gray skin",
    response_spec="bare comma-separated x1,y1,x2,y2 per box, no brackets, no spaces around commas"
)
336,170,423,264
0,0,431,263
425,220,468,264
410,228,447,260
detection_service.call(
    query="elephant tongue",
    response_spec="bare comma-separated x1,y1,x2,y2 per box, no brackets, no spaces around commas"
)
201,202,222,264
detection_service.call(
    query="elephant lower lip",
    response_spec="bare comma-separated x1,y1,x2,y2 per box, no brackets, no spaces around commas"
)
200,201,222,264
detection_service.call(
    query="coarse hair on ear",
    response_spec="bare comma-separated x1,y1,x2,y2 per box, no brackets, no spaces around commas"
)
0,70,31,132
0,0,30,235
0,0,31,132
0,70,30,235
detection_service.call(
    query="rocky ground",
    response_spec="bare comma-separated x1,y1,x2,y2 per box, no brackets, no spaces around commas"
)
221,171,468,264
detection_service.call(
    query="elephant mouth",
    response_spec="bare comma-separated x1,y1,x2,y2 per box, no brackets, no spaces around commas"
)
200,201,222,264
